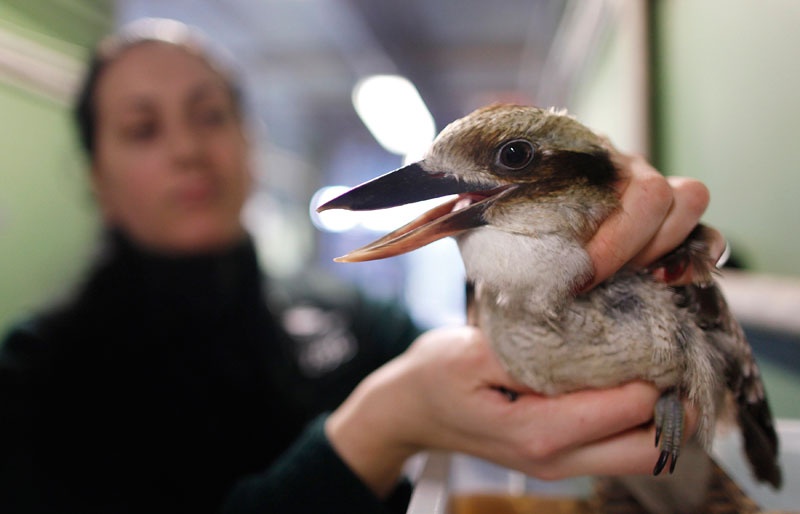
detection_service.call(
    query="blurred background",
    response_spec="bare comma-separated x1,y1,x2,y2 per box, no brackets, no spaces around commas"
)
1,0,799,414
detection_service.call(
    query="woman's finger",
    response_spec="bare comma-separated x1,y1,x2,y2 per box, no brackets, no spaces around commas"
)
584,154,673,289
531,398,700,479
510,382,660,457
626,177,710,269
533,424,661,478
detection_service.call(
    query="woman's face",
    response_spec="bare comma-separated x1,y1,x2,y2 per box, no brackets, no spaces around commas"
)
91,42,251,254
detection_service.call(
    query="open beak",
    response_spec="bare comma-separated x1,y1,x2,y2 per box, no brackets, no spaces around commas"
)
316,162,516,262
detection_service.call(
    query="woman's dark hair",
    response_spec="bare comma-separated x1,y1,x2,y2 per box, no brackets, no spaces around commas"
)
73,18,242,159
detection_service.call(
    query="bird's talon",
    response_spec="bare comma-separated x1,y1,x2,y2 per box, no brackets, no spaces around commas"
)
652,389,684,474
669,453,679,474
653,450,669,475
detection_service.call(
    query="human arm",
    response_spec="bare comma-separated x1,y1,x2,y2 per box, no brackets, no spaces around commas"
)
221,414,411,514
326,326,698,497
220,277,422,514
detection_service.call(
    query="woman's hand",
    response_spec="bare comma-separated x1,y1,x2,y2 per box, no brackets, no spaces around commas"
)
326,326,698,497
585,152,726,288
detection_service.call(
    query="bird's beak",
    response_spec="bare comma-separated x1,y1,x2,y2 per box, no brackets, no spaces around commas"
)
316,162,516,262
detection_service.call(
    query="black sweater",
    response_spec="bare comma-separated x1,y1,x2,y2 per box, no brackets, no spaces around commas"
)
0,233,419,513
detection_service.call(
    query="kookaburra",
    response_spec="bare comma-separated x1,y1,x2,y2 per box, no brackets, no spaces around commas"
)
317,104,781,510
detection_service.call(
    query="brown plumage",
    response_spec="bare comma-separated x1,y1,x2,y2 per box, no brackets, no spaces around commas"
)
318,104,782,510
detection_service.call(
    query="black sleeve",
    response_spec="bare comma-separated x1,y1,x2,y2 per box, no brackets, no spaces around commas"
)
221,414,411,514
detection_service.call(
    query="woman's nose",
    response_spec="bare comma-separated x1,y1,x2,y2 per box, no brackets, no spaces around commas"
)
168,122,204,166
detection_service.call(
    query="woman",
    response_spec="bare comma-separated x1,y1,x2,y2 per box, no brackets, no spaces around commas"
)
0,18,721,514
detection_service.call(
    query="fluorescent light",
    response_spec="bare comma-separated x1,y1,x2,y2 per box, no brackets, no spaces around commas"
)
352,75,435,157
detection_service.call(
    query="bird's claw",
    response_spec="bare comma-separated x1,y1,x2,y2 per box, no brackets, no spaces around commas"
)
653,449,680,475
653,388,684,475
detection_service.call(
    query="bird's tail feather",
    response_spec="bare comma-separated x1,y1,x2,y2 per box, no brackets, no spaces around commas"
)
738,387,782,488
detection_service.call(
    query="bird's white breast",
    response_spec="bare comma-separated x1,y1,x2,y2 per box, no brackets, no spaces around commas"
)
456,227,593,315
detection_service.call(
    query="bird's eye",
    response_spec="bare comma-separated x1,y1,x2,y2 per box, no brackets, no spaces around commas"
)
496,139,535,171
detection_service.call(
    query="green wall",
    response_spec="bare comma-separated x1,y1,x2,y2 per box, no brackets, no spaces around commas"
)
1,0,111,53
0,83,98,331
573,0,800,277
0,1,111,335
655,0,800,276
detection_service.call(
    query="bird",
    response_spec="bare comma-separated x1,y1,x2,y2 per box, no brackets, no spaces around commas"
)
317,104,781,511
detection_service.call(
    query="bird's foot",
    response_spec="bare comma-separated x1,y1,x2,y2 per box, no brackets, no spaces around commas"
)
653,388,684,475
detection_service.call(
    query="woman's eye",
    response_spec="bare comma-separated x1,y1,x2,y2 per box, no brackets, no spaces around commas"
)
496,139,534,171
123,121,157,141
195,107,231,127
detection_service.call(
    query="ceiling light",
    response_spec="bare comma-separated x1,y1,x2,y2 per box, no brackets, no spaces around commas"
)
352,74,435,157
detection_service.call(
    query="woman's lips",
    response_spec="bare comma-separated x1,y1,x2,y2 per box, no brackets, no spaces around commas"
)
175,181,218,207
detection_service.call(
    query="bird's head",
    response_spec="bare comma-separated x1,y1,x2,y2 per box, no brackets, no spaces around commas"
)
317,104,620,263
